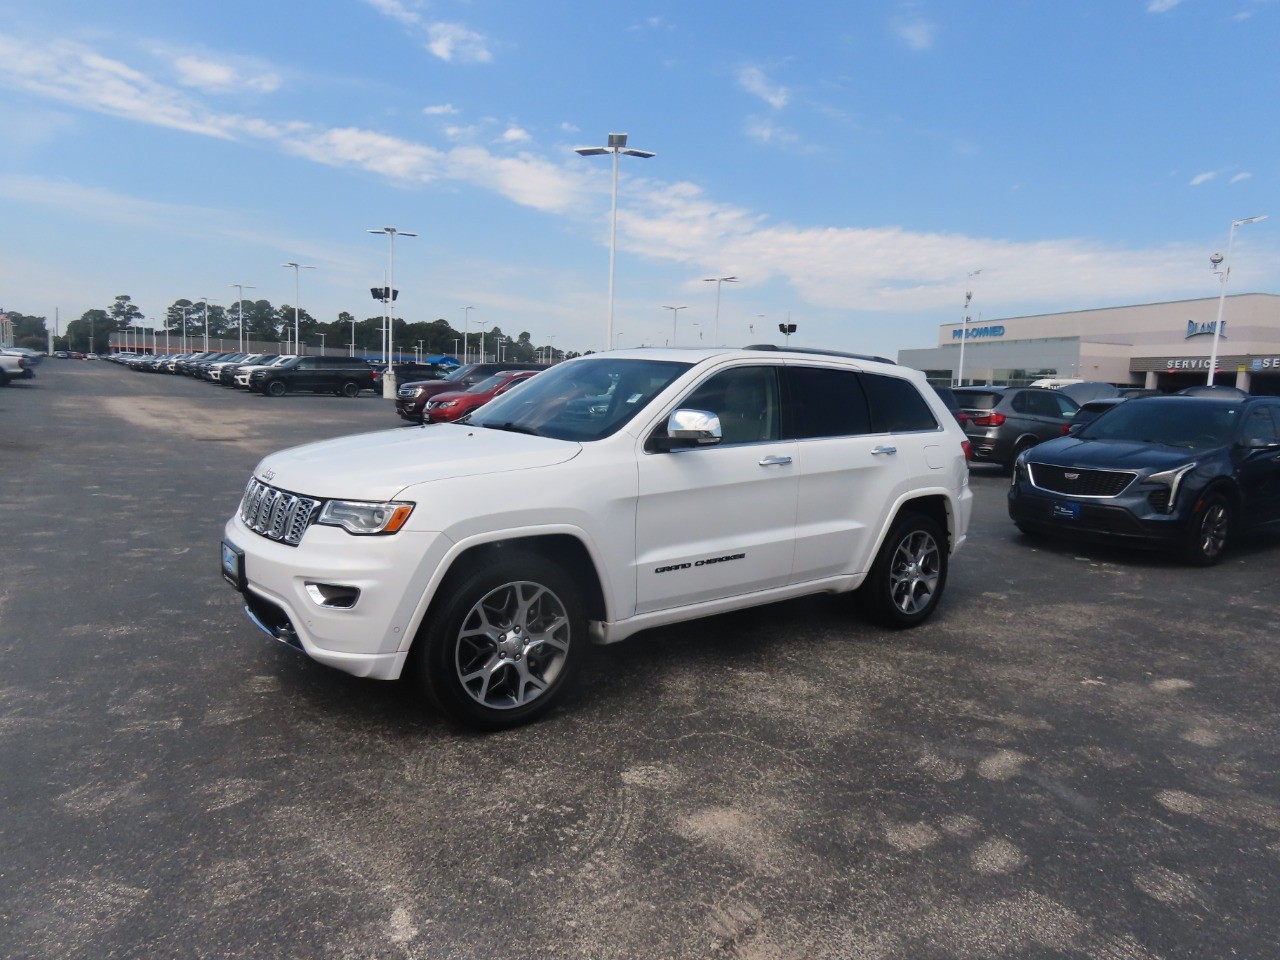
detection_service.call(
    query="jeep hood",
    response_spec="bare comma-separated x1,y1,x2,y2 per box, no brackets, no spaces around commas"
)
253,424,582,500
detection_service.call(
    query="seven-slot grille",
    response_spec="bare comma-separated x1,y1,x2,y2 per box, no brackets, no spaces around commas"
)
1028,463,1136,498
239,478,320,545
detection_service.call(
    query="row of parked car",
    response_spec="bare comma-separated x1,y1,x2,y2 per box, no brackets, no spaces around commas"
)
107,350,555,422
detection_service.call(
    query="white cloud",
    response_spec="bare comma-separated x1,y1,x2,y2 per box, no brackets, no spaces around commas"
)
173,56,281,94
0,35,234,139
745,117,798,145
361,1,492,63
1146,0,1185,12
424,103,459,116
1230,171,1253,183
737,66,789,110
427,23,493,63
891,12,938,51
1189,171,1217,186
500,126,532,143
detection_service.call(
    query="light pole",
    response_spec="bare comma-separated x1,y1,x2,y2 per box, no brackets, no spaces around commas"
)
575,133,656,351
955,269,982,387
663,305,686,346
230,283,255,353
281,262,316,358
548,335,556,363
318,332,326,356
452,337,460,360
461,306,474,364
615,332,626,349
368,228,416,397
350,315,357,357
702,277,738,346
200,297,214,353
1207,215,1268,386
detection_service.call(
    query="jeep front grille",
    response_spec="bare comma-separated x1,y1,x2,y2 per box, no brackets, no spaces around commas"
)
1028,463,1137,498
239,478,320,545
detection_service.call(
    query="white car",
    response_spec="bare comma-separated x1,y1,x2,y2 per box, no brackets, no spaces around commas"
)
223,347,973,728
233,354,295,387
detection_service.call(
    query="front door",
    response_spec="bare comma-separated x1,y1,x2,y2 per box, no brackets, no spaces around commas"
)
634,365,798,615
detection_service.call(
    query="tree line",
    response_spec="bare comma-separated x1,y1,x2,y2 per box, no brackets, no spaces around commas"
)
7,295,572,362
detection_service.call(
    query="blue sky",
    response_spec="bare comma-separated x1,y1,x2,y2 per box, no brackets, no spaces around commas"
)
0,0,1276,357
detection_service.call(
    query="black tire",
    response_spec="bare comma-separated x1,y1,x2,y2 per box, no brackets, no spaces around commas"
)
1003,438,1037,476
0,370,8,387
1180,492,1231,566
266,379,287,397
859,512,949,629
340,380,360,398
413,552,586,729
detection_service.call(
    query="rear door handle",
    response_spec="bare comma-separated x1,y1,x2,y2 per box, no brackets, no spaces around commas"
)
871,445,898,456
758,455,793,466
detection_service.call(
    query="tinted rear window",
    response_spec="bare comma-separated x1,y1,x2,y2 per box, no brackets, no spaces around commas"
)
955,390,1002,410
864,373,939,432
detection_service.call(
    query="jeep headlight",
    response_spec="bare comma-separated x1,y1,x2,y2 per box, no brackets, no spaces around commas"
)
317,499,414,535
1145,462,1197,514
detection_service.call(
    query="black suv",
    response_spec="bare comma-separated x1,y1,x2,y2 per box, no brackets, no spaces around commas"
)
1009,394,1280,565
248,356,377,397
955,386,1078,471
394,362,543,423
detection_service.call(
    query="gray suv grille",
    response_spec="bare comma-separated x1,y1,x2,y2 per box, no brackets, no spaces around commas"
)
239,479,320,545
1029,463,1136,498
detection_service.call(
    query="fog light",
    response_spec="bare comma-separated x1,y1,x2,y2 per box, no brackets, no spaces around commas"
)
305,582,361,609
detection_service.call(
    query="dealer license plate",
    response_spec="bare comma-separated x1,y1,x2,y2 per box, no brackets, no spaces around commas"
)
1051,502,1081,521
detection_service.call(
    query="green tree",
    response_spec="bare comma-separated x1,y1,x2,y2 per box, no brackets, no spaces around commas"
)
3,311,49,351
109,294,144,329
64,309,110,353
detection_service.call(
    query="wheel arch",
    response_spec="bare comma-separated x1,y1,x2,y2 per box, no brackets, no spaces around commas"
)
410,533,608,650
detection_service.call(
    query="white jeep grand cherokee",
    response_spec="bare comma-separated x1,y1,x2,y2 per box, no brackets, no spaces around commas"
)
222,347,972,729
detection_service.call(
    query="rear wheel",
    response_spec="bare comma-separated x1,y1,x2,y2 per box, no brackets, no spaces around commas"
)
266,380,287,397
413,553,586,729
340,380,360,398
1180,492,1231,566
1004,438,1037,475
859,513,948,628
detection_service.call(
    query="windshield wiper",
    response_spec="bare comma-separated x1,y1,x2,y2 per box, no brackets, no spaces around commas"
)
483,421,541,436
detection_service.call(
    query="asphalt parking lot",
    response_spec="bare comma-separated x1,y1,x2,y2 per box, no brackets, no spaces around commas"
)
3,361,1279,960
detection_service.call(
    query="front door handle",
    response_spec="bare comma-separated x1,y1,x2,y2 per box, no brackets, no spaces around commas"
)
871,445,898,456
758,455,793,466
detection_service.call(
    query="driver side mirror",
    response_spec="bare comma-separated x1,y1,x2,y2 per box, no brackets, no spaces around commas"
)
650,408,723,451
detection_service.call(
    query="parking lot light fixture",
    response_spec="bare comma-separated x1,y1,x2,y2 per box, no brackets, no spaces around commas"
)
1207,215,1267,386
230,283,256,353
663,305,686,346
368,228,416,397
281,262,316,358
702,276,738,346
575,133,656,351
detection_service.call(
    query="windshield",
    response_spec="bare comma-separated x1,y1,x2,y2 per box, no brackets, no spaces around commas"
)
465,373,516,394
467,357,691,441
1078,398,1241,448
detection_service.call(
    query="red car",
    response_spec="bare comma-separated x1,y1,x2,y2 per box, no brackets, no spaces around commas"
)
421,370,539,423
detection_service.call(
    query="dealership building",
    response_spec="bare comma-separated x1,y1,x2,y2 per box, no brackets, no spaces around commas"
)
898,292,1280,396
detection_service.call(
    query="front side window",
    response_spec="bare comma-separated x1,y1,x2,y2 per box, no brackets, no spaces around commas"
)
674,366,781,445
1240,405,1279,444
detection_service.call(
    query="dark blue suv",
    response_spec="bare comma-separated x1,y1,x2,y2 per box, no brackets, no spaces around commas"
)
1007,395,1280,565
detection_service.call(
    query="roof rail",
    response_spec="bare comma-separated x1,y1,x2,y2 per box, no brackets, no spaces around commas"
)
743,344,895,364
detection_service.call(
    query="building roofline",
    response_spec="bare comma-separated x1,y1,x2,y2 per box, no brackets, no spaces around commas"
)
939,292,1279,328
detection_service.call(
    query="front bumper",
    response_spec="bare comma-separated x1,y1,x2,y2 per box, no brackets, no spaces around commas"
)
222,516,452,680
1007,485,1189,547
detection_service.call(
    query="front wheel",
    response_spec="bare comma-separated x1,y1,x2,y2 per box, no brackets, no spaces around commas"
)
339,380,360,398
1180,492,1231,566
413,553,586,729
859,513,949,628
